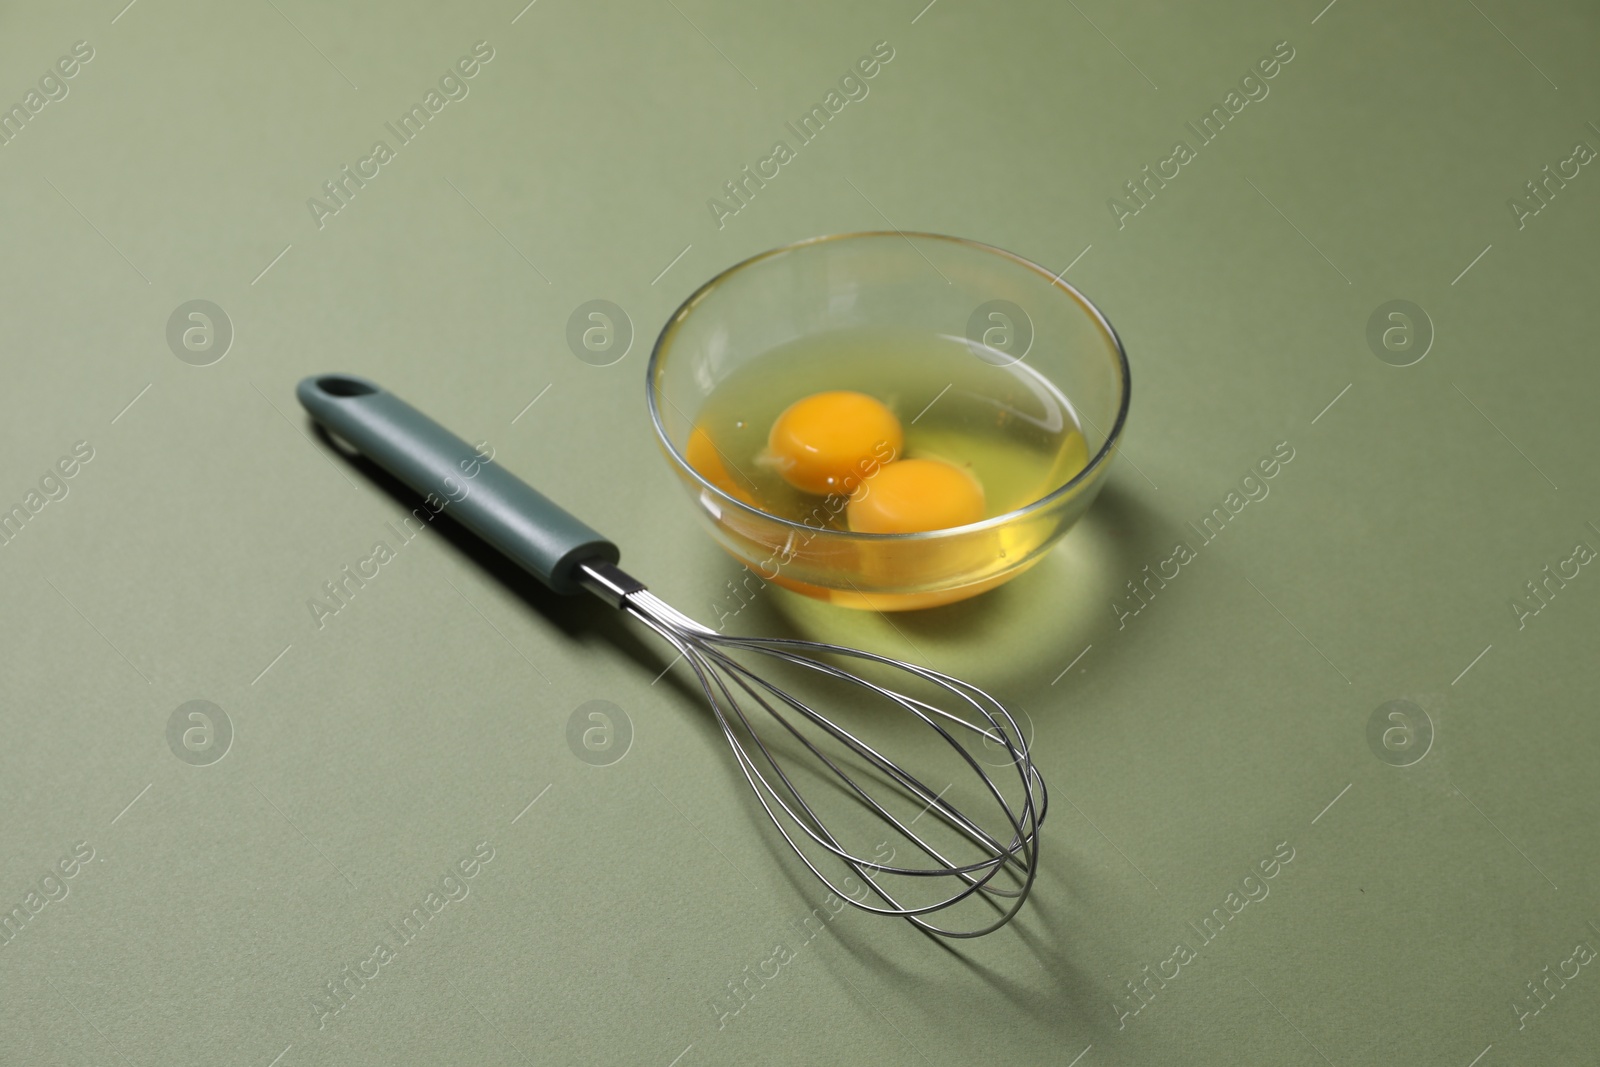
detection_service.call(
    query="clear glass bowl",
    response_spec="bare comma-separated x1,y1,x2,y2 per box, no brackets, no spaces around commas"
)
647,232,1130,611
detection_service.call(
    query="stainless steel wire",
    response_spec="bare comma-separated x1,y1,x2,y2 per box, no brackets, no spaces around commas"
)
579,560,1047,938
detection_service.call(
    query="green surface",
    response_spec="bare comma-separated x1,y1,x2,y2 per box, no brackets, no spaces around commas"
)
2,1,1598,1064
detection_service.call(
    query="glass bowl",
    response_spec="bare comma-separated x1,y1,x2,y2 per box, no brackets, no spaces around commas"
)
646,232,1130,611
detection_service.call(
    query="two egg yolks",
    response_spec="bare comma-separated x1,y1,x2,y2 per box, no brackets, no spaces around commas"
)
757,390,984,534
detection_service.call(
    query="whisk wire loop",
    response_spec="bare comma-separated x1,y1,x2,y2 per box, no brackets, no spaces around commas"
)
707,645,1033,884
703,649,1017,901
617,577,1048,938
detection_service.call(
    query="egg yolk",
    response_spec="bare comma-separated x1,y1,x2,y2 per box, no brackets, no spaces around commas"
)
767,391,903,495
686,424,756,505
847,458,986,534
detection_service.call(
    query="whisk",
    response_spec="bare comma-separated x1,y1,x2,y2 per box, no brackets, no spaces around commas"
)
298,375,1047,937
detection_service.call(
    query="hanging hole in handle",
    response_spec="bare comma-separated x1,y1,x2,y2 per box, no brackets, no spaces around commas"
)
316,376,378,397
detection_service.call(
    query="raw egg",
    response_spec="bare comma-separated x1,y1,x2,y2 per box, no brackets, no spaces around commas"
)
766,391,902,495
847,457,986,534
686,424,756,505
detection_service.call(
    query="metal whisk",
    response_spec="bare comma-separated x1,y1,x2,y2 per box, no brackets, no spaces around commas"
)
580,559,1046,937
299,374,1047,938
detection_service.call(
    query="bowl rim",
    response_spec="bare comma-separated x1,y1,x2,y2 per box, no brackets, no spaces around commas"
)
645,230,1132,542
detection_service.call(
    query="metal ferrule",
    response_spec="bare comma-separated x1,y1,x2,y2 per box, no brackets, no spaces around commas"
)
575,559,648,608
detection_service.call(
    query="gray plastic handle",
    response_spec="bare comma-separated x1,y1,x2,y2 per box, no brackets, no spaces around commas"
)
296,374,619,594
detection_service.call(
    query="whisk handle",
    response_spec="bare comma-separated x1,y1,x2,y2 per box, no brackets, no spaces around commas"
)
296,374,619,594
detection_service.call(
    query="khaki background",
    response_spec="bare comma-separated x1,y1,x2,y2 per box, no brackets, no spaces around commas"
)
2,0,1597,1064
